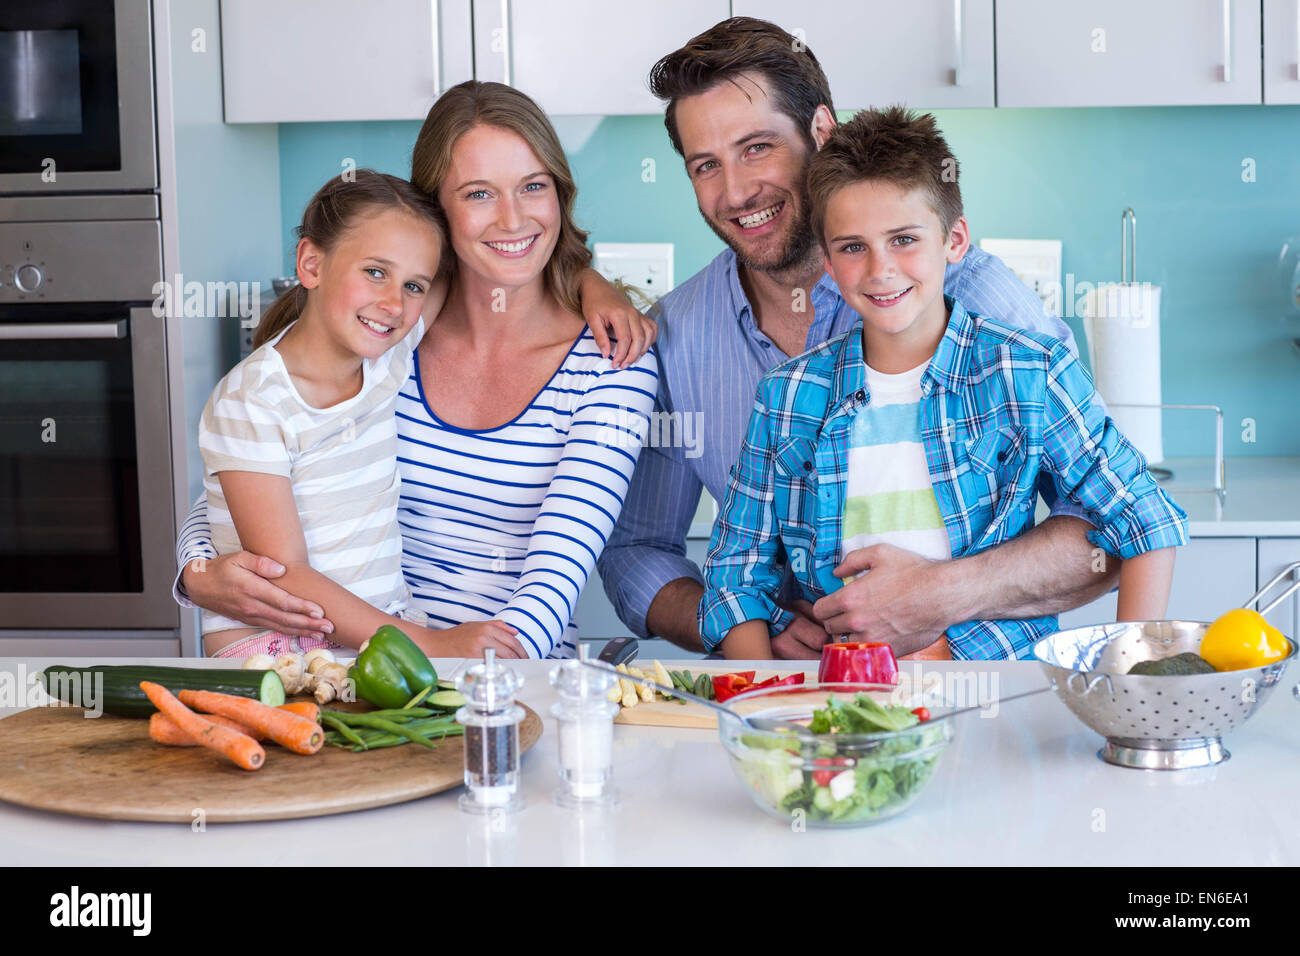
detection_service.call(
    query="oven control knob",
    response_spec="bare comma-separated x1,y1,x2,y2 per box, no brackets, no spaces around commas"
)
14,264,42,292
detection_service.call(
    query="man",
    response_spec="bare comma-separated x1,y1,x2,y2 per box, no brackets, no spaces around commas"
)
596,17,1120,659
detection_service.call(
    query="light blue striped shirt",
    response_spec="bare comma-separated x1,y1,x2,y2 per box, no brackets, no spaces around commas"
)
176,329,659,659
596,245,1082,639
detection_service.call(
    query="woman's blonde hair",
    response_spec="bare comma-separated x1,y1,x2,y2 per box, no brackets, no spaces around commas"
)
411,81,591,314
254,170,447,349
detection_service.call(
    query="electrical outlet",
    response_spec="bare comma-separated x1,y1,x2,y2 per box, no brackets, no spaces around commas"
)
978,238,1063,317
592,242,673,304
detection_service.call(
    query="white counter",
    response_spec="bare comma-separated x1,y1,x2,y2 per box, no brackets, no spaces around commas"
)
1161,457,1300,538
2,657,1297,866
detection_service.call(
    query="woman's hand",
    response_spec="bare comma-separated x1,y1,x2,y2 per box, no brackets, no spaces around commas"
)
578,268,658,368
180,551,335,639
410,620,529,659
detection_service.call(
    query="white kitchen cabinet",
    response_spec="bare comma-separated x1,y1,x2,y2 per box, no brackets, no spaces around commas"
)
471,0,730,115
1056,537,1257,630
996,0,1262,106
1264,0,1300,103
731,0,995,109
220,0,474,122
1256,539,1300,637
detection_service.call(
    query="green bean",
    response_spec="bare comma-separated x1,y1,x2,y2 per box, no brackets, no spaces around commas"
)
321,712,368,749
337,713,435,747
403,685,434,709
323,707,435,722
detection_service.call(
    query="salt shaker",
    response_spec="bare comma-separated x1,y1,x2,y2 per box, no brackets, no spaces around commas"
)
455,648,525,814
549,643,618,807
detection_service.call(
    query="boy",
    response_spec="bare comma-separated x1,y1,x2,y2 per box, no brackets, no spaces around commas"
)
698,107,1188,660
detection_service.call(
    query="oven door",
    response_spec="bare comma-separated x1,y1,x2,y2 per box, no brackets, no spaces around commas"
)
0,305,177,628
0,0,156,193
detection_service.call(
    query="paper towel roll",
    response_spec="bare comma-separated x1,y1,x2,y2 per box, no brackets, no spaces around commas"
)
1082,282,1163,465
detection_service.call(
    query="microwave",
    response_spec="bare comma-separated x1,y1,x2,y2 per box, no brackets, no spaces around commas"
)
0,0,156,194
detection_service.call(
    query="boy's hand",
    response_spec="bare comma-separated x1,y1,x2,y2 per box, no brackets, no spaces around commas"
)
814,544,947,657
771,599,830,660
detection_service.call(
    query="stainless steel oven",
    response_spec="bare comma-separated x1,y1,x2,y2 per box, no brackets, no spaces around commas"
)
0,213,178,642
0,0,156,194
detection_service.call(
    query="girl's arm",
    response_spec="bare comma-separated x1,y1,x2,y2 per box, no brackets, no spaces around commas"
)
721,620,773,660
219,471,521,655
1116,547,1176,621
578,268,659,368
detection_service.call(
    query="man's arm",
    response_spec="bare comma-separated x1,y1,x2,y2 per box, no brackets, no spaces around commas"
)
816,516,1120,648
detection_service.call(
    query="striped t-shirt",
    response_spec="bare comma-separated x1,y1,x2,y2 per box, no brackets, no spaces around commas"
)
394,329,659,659
197,317,424,636
841,360,953,567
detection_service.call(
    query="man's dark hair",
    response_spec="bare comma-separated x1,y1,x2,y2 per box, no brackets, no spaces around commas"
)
806,106,964,247
648,17,835,156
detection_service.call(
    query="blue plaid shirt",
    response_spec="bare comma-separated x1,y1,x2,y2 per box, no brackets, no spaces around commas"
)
698,297,1189,659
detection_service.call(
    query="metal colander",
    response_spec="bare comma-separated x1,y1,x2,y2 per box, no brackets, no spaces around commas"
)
1032,561,1300,770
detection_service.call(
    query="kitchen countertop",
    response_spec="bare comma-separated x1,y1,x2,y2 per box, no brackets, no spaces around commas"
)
1,657,1297,866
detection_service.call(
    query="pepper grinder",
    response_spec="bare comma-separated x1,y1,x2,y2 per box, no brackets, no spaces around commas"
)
549,643,619,808
455,648,525,814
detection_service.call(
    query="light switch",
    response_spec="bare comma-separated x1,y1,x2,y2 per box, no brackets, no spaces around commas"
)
978,238,1063,317
593,242,674,304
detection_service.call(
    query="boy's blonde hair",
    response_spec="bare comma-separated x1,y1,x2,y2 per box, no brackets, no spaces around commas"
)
806,106,963,248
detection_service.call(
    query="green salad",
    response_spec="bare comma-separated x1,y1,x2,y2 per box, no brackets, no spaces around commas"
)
735,693,946,825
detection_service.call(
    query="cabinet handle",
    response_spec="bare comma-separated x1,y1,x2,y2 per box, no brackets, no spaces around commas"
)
952,0,964,86
431,0,442,98
1295,0,1299,81
501,0,513,86
0,320,126,340
1221,0,1232,83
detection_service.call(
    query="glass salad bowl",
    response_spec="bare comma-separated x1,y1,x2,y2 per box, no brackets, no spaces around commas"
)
717,682,952,827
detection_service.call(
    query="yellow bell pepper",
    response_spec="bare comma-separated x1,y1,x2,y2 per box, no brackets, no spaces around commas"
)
1199,609,1291,671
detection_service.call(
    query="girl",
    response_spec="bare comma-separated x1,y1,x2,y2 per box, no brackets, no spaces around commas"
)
198,169,522,658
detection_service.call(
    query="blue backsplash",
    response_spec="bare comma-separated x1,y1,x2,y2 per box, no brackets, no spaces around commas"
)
278,105,1300,458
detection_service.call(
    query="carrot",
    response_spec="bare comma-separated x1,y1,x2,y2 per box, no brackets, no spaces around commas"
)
279,701,320,723
149,712,266,746
139,681,264,770
178,689,323,755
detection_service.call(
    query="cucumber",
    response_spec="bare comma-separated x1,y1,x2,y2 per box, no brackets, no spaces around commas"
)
39,665,285,718
436,679,457,691
425,689,467,710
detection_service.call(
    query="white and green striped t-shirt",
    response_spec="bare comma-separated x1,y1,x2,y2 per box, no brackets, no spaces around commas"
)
841,360,953,568
197,318,423,636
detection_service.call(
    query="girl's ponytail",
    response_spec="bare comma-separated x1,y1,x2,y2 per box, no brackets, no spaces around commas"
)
250,169,448,351
252,283,307,349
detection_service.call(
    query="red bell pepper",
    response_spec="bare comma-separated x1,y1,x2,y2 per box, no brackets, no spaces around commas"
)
745,672,806,694
712,671,756,702
712,671,805,702
817,642,899,686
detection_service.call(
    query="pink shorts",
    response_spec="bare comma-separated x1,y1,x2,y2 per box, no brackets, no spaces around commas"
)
209,630,346,659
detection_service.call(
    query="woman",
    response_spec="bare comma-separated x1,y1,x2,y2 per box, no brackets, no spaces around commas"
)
176,82,659,660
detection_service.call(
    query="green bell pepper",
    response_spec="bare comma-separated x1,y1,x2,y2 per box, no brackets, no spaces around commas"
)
349,625,438,709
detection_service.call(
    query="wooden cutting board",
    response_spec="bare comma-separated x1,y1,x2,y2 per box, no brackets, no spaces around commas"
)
613,669,808,729
612,669,920,729
0,701,542,823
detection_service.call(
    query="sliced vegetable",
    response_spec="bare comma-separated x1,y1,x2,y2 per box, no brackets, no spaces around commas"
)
139,681,264,770
712,672,757,703
177,689,323,755
817,642,899,686
426,689,467,710
39,665,284,718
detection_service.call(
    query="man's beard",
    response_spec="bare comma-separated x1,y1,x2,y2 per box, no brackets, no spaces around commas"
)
704,189,819,277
